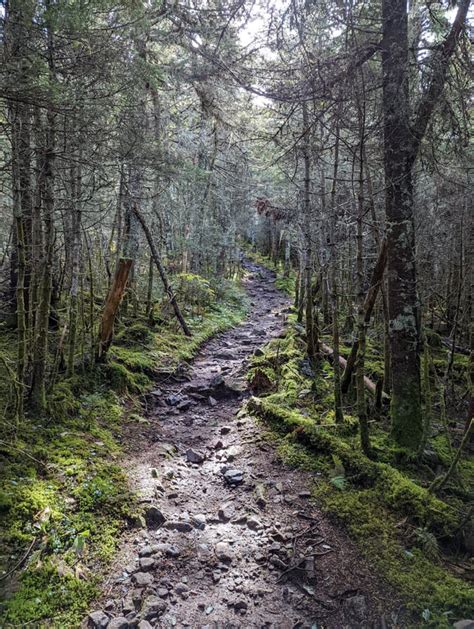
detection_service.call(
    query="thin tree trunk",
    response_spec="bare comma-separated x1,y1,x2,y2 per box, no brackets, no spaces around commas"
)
329,118,343,424
355,100,370,455
132,206,192,337
341,239,388,392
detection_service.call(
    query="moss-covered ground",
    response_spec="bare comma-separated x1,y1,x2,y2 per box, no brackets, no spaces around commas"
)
246,315,473,628
0,280,248,627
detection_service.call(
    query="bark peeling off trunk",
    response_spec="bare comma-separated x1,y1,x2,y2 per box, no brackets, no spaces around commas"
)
97,258,133,361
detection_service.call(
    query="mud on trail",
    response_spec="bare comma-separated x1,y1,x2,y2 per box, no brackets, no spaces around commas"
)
86,261,398,629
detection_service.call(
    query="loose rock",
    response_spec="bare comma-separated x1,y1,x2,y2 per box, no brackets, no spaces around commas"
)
141,596,167,620
186,448,204,464
215,541,234,562
87,611,109,628
139,557,155,571
132,572,154,587
223,468,244,485
164,520,193,533
144,506,166,529
192,513,206,530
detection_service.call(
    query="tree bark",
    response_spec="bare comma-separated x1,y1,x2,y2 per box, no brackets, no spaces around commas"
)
341,239,388,393
382,0,469,448
96,258,133,361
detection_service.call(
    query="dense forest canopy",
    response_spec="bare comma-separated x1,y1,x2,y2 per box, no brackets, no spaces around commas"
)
0,0,472,627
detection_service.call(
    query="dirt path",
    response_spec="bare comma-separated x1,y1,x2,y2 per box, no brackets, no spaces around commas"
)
85,261,397,629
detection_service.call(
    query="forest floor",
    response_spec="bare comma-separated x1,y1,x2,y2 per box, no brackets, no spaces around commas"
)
84,261,400,629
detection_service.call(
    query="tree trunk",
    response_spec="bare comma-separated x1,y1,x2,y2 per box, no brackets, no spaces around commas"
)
30,104,55,412
382,0,470,449
355,101,370,455
341,239,388,393
329,119,343,424
132,206,192,337
97,258,133,360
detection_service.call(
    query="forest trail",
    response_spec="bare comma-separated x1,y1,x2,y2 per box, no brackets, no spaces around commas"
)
86,261,397,629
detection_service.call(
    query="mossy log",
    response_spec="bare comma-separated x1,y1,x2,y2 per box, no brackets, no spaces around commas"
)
248,396,459,537
321,343,389,402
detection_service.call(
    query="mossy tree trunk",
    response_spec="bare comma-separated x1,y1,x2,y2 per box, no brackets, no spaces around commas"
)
355,95,370,455
329,118,343,424
67,138,82,377
301,101,317,365
382,0,470,449
30,105,55,413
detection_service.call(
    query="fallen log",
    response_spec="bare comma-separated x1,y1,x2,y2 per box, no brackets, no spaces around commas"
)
321,342,389,402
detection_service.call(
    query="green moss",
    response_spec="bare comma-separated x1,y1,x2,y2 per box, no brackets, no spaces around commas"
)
275,275,296,296
249,396,458,536
109,345,156,373
0,387,133,625
1,277,250,626
313,482,473,627
115,321,155,346
3,563,98,628
105,360,151,393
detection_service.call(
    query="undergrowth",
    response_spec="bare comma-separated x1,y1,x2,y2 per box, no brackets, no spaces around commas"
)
246,314,473,628
0,279,248,627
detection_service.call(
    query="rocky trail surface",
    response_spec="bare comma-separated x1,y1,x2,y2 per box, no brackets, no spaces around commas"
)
84,261,398,629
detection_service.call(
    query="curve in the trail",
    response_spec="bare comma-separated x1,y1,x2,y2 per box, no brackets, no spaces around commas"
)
85,260,396,629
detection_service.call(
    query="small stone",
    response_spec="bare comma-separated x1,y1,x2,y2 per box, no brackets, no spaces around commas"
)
104,600,115,611
144,506,166,529
164,521,193,533
234,600,248,612
192,514,206,530
121,597,135,615
139,557,155,571
453,622,474,629
154,543,180,557
177,399,192,411
157,588,169,599
186,448,204,464
223,468,244,485
208,396,218,407
87,611,109,628
138,622,153,629
141,595,167,620
108,618,129,629
298,491,311,498
218,503,233,521
213,440,224,450
174,583,189,596
215,542,233,562
139,545,153,557
246,516,262,530
132,572,154,587
220,426,231,435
